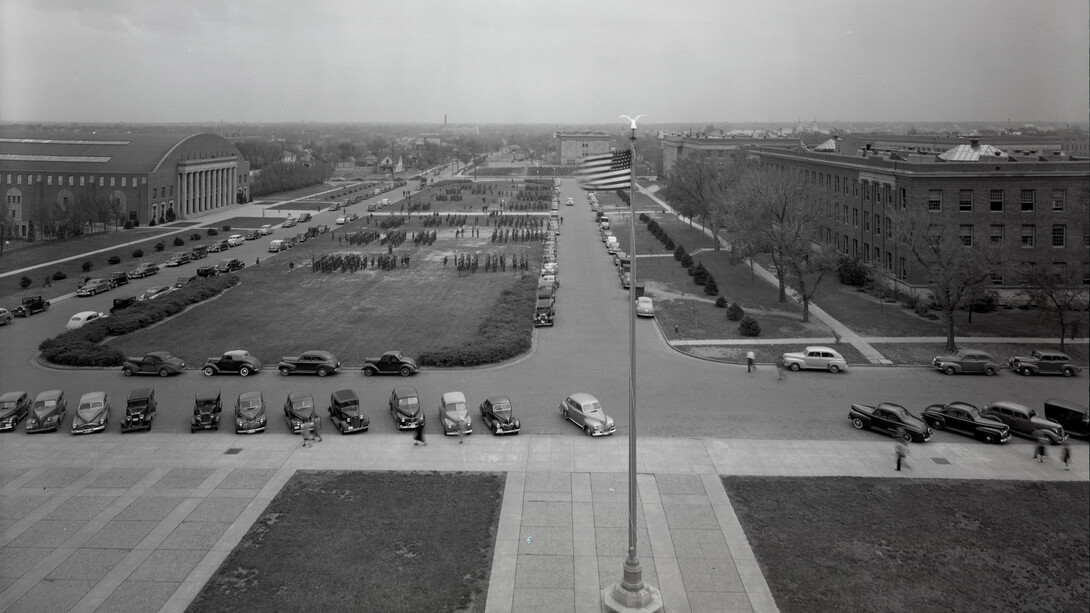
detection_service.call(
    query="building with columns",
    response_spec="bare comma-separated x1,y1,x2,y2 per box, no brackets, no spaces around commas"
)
1,131,250,238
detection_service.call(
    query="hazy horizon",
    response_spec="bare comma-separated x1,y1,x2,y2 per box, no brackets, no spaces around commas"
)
2,0,1087,125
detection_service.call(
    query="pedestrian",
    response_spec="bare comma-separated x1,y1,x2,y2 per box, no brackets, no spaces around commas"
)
1060,439,1071,470
256,257,260,266
457,417,467,444
413,421,427,446
1032,434,1048,463
775,355,786,381
894,432,908,471
301,420,314,447
312,418,323,443
746,350,756,373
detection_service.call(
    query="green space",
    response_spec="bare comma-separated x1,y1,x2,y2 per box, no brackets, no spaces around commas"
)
187,470,504,613
722,476,1090,613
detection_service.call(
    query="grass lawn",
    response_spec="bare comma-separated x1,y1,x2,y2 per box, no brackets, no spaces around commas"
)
723,476,1090,613
107,224,543,365
187,470,504,613
873,341,1090,366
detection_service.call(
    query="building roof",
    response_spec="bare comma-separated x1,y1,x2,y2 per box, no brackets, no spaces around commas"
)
938,141,1008,161
0,131,228,174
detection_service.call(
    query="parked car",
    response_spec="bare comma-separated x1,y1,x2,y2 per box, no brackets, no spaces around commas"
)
208,239,230,253
13,296,50,317
71,391,110,434
105,298,137,317
534,299,555,327
173,276,197,289
215,258,245,273
389,386,424,430
202,350,262,377
782,346,848,373
279,351,341,377
438,392,472,436
227,234,245,246
282,218,297,228
920,401,1011,444
542,262,558,275
26,390,66,434
537,285,556,301
108,271,130,287
259,224,274,235
196,266,219,278
636,296,655,317
235,391,267,434
479,395,520,435
361,351,417,377
121,351,187,377
189,245,208,259
931,349,1000,376
137,286,173,302
559,393,615,437
981,401,1067,444
1043,398,1090,438
245,230,260,240
848,402,933,442
191,389,222,433
66,310,106,330
1008,350,1082,377
0,391,31,431
327,389,368,434
0,308,12,326
120,387,157,433
283,392,319,434
268,239,286,252
164,252,190,267
76,278,112,296
298,212,312,222
128,262,160,279
540,274,559,291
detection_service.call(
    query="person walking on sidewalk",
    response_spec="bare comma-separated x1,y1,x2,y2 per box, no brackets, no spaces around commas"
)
1060,439,1071,470
457,417,467,444
301,420,315,447
775,355,786,381
746,350,756,374
1032,434,1048,463
894,431,909,471
413,421,427,446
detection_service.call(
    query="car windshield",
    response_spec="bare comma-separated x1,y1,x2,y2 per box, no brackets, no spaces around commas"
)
33,400,57,416
398,397,419,413
78,401,104,416
581,401,603,415
491,404,511,419
1030,350,1044,359
447,402,468,418
293,399,314,409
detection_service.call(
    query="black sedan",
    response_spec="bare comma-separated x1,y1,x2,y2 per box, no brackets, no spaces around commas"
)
479,395,521,435
848,402,933,442
921,401,1011,444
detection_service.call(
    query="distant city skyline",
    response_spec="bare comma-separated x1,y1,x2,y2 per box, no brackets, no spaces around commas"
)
1,0,1087,125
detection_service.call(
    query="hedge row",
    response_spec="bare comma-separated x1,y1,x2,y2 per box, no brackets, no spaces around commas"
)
39,274,240,367
418,275,537,367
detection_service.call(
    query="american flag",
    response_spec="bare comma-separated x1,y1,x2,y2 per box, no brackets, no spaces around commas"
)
575,149,632,191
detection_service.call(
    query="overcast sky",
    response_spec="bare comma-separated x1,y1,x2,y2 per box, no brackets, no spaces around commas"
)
1,0,1087,125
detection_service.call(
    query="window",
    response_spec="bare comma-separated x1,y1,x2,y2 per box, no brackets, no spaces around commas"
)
864,183,870,201
152,188,158,198
959,189,973,211
1051,189,1065,211
110,177,116,187
853,209,859,228
959,225,973,247
990,225,1005,245
47,176,52,186
835,176,840,192
843,205,848,223
1021,189,1035,211
121,177,127,187
928,190,942,211
852,238,858,256
1084,263,1089,286
1021,225,1035,248
989,189,1004,212
79,176,85,186
169,186,174,196
68,176,74,186
99,177,104,187
874,246,880,262
864,215,870,232
899,257,906,280
885,251,892,270
1052,225,1066,247
899,187,907,209
835,205,840,222
874,214,881,235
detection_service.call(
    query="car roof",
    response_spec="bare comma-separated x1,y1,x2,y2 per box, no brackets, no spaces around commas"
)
238,391,263,402
987,400,1032,412
382,350,403,358
34,390,63,401
442,391,466,405
71,311,100,318
147,351,173,358
568,392,598,406
195,389,221,401
288,392,313,402
637,296,652,303
485,395,511,405
331,389,358,403
303,350,333,358
1044,397,1088,412
804,346,838,353
79,391,106,403
0,391,27,402
393,386,418,398
128,388,154,400
223,350,250,357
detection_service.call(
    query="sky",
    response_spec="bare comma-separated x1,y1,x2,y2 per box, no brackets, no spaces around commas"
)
1,0,1087,125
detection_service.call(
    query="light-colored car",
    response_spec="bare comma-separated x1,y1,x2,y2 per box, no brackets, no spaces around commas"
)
781,346,848,373
542,262,558,275
0,307,12,326
566,197,574,206
76,278,112,296
636,296,654,317
560,393,615,437
335,217,347,225
227,234,245,246
260,224,273,235
539,274,559,291
439,391,472,436
71,391,110,434
66,311,106,330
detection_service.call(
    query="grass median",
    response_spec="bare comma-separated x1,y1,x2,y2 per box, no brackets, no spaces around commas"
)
723,476,1089,613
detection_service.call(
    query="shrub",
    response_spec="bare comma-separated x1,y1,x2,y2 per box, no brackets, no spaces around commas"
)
704,278,719,296
837,256,871,287
638,213,649,222
693,263,708,285
739,315,761,337
966,289,1001,313
154,241,165,252
207,228,219,236
418,275,536,367
19,276,32,289
222,225,231,231
664,237,675,251
727,302,745,321
52,270,67,281
680,253,693,269
148,218,156,227
107,255,121,265
81,261,93,272
132,249,144,258
123,221,134,229
173,236,185,247
715,296,728,308
674,244,686,261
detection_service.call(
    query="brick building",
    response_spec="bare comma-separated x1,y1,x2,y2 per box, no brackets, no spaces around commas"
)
660,133,802,175
1,131,250,238
554,131,612,166
754,139,1090,291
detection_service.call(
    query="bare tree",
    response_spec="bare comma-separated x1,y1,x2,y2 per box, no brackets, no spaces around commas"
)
1018,266,1088,351
785,243,839,323
894,206,1002,352
662,153,748,249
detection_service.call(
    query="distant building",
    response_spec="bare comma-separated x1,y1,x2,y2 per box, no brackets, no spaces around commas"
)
660,133,802,175
1,130,250,237
555,131,612,166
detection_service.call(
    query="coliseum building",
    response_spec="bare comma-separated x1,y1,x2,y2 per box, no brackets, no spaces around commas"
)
1,131,250,238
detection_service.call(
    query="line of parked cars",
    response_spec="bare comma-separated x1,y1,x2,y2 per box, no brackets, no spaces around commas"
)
117,349,420,378
848,397,1087,444
932,348,1082,377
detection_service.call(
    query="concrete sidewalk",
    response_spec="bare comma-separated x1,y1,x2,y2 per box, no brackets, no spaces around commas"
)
0,434,1084,613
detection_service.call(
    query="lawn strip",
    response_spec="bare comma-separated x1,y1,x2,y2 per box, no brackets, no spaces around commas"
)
186,470,504,613
872,341,1089,367
722,476,1090,613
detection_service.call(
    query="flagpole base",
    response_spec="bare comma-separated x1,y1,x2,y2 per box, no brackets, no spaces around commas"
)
601,558,662,613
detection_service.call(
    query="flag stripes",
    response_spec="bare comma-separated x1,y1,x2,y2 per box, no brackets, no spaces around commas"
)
575,149,632,191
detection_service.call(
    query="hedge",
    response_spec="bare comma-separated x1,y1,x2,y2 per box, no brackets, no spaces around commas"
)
39,274,240,367
418,275,537,367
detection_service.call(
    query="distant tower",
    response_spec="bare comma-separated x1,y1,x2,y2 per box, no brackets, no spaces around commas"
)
444,115,447,127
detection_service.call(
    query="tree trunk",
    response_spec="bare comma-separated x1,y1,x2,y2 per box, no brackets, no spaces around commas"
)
801,296,811,322
944,308,958,352
777,271,787,303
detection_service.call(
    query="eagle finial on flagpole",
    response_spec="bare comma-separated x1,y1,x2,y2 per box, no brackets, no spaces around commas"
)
621,114,646,131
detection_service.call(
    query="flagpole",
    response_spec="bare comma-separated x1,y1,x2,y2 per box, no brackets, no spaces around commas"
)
603,116,662,612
